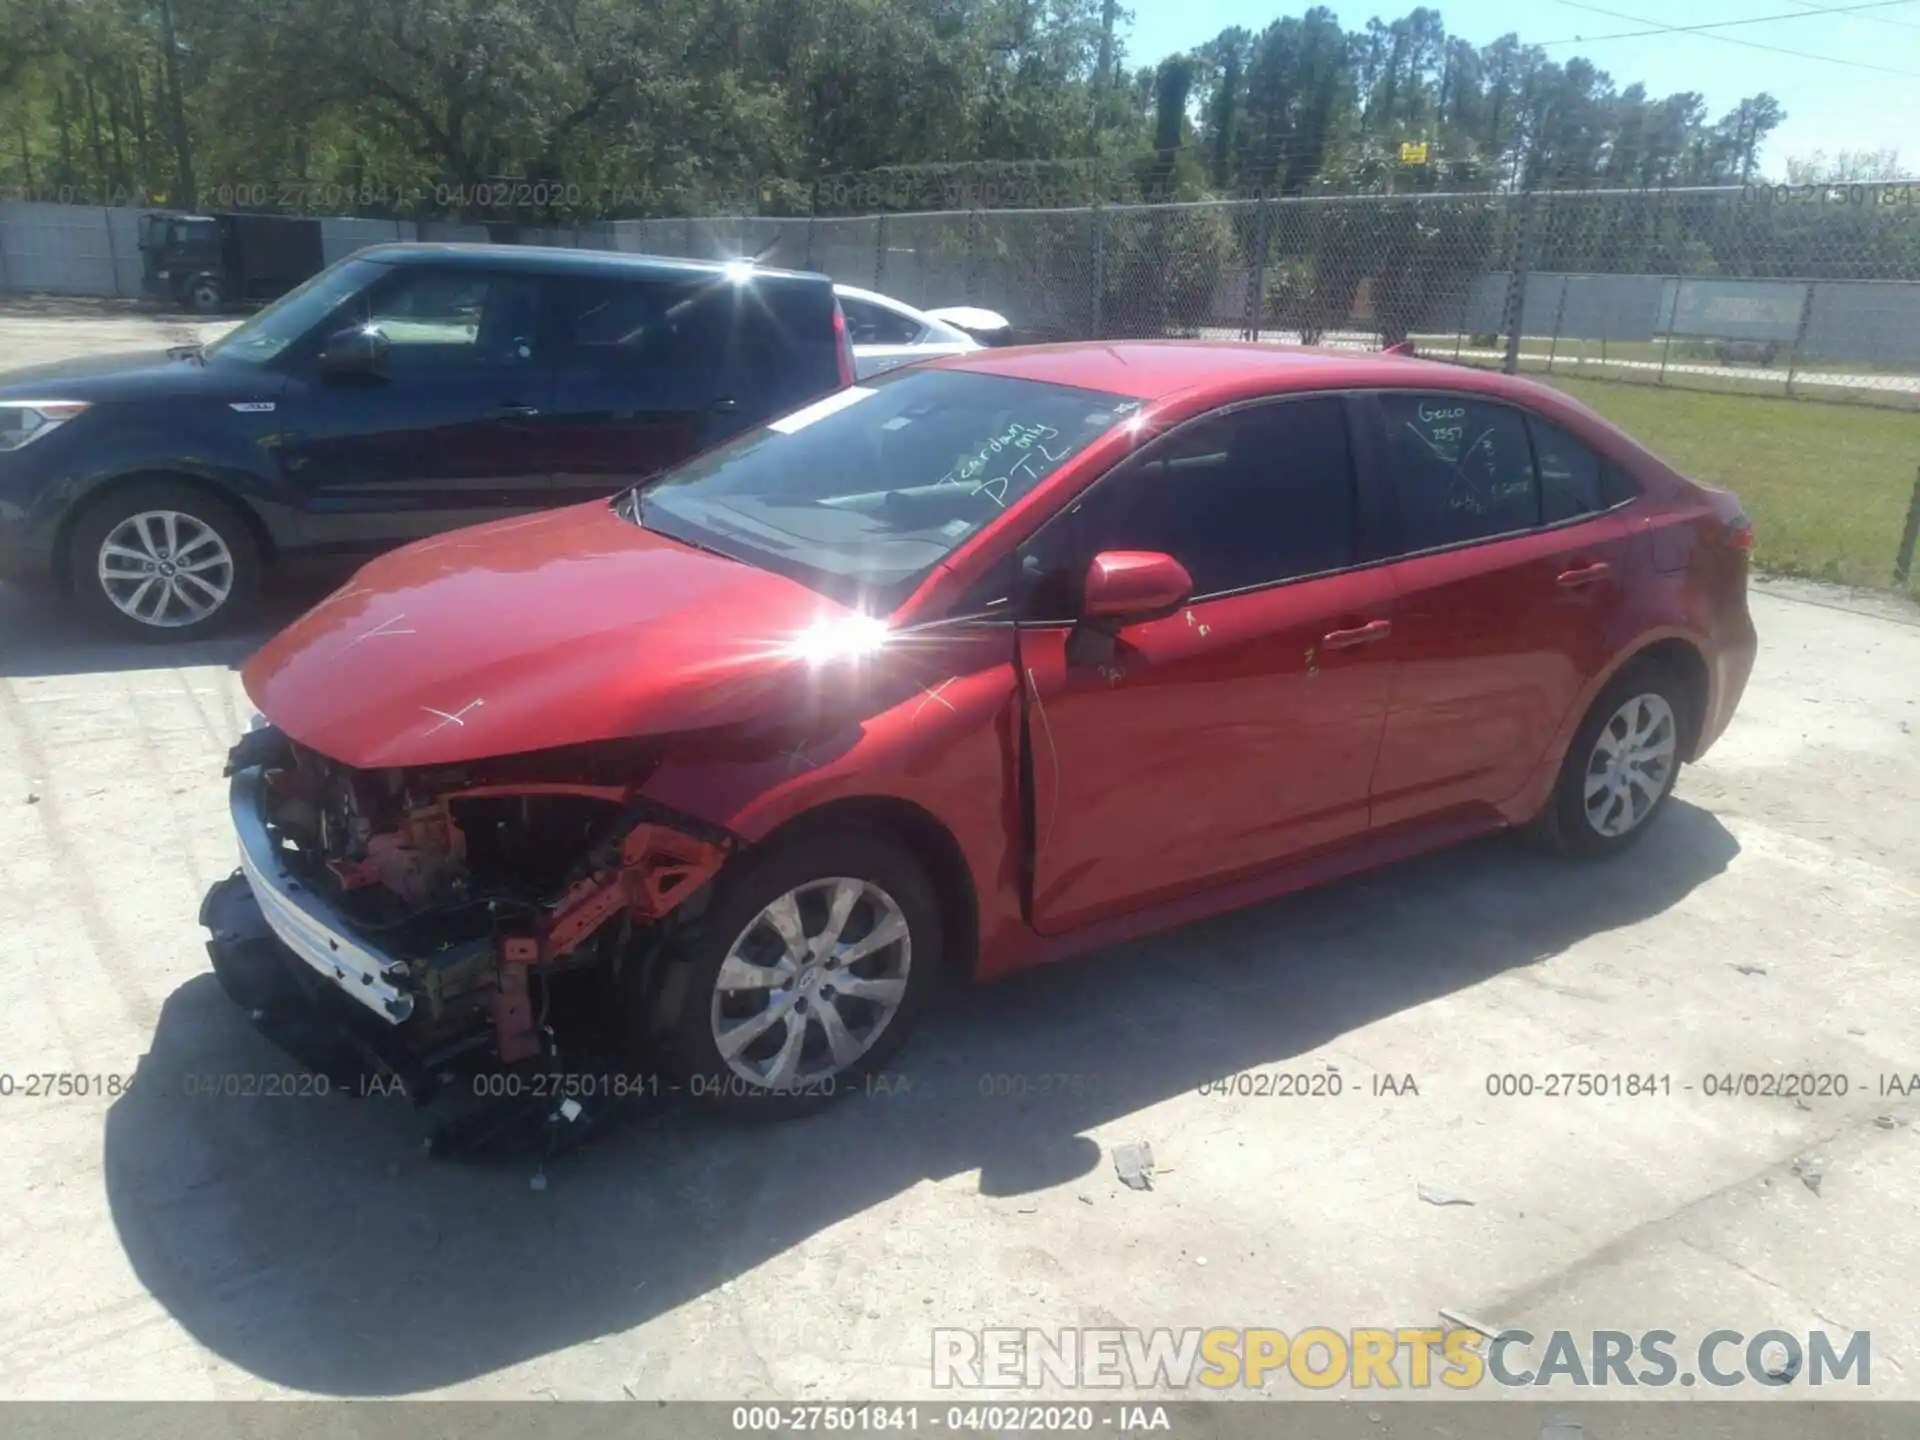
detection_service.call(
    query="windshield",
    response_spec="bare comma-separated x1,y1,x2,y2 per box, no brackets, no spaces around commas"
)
203,256,387,364
628,368,1135,611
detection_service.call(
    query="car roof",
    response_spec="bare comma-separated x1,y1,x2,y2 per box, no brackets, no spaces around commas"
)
928,339,1662,475
353,243,827,285
832,283,925,315
928,339,1561,405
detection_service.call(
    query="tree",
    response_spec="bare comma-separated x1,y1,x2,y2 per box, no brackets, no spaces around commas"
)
0,0,1840,217
1785,149,1907,184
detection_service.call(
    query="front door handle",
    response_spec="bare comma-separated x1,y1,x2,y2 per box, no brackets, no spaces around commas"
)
488,403,540,420
1321,619,1393,650
712,396,740,413
1556,560,1613,588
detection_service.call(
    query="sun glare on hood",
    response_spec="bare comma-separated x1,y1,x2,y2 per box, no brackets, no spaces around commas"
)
787,613,892,664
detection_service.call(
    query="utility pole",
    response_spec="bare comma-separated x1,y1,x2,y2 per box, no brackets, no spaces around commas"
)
157,0,196,209
1096,0,1117,89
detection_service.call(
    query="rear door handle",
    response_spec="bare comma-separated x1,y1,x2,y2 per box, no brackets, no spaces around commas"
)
488,403,540,420
1556,561,1613,588
1321,619,1392,650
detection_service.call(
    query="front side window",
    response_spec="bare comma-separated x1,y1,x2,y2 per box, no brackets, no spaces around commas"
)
1378,393,1537,550
203,255,387,365
626,368,1135,610
361,268,543,372
1019,397,1357,612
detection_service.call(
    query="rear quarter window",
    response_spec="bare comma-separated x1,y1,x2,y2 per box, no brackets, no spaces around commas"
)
840,295,924,347
735,276,842,410
751,277,838,348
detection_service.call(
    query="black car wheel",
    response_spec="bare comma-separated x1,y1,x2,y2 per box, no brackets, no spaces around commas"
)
1530,659,1687,859
651,826,943,1120
70,480,260,641
187,275,224,313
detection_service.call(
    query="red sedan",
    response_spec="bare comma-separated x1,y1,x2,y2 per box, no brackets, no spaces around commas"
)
213,342,1757,1117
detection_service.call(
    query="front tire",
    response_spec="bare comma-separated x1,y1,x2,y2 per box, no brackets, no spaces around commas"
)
69,480,261,641
1532,659,1686,859
655,827,941,1119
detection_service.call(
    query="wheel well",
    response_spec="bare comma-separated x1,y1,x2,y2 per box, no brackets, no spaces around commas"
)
758,797,980,987
1625,637,1709,759
53,471,276,593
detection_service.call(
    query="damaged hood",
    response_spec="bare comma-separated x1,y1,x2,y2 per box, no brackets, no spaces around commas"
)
244,502,860,769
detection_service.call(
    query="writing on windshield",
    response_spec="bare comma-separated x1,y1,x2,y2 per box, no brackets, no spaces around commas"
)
634,367,1132,610
939,421,1075,508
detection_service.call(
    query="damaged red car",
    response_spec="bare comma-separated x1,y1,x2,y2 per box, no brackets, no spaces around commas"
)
206,342,1756,1121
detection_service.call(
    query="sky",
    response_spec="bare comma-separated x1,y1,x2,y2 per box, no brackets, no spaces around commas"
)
1125,0,1920,176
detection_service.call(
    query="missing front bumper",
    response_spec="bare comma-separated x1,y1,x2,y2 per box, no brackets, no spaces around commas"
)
225,763,415,1024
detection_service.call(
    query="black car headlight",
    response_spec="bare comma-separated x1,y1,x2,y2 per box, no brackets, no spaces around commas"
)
0,401,90,452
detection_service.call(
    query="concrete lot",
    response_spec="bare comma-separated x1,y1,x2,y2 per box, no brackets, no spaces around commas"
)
0,295,228,365
0,301,1917,1407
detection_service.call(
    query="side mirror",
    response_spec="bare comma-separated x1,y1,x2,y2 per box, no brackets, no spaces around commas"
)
319,325,391,378
1082,550,1193,623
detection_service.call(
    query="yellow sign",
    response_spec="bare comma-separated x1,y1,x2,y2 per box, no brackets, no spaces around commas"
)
1399,141,1429,165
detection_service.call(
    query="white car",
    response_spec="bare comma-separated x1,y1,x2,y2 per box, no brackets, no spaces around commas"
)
833,285,982,378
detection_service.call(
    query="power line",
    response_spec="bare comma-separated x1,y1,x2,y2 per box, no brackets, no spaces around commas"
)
1544,0,1920,75
1783,0,1920,31
1551,0,1920,37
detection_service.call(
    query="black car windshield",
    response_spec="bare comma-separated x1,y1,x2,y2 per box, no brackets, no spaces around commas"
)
629,368,1135,611
203,256,387,364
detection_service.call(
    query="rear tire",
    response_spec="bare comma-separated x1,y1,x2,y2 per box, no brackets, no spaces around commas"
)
1530,659,1686,859
651,826,941,1120
69,480,261,642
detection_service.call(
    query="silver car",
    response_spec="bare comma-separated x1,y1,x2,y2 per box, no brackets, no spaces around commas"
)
833,284,981,379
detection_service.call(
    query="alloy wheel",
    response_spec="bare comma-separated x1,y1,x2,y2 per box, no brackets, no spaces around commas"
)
96,509,236,629
710,876,912,1089
1583,692,1677,838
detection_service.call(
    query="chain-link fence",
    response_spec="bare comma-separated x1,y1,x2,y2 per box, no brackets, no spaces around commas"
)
677,185,1920,411
766,184,1919,412
5,184,1919,409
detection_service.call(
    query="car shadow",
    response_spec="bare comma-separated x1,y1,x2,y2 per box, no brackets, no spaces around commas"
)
0,578,336,679
103,800,1739,1395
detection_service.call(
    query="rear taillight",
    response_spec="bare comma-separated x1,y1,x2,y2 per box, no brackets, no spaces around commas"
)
1704,488,1754,552
831,299,855,388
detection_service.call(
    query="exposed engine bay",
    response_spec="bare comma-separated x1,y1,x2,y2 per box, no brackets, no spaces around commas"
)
210,725,738,1145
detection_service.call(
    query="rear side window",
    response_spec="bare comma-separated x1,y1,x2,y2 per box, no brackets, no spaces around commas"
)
1529,417,1607,523
1378,393,1536,550
1528,416,1642,522
1601,461,1642,507
552,276,728,369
